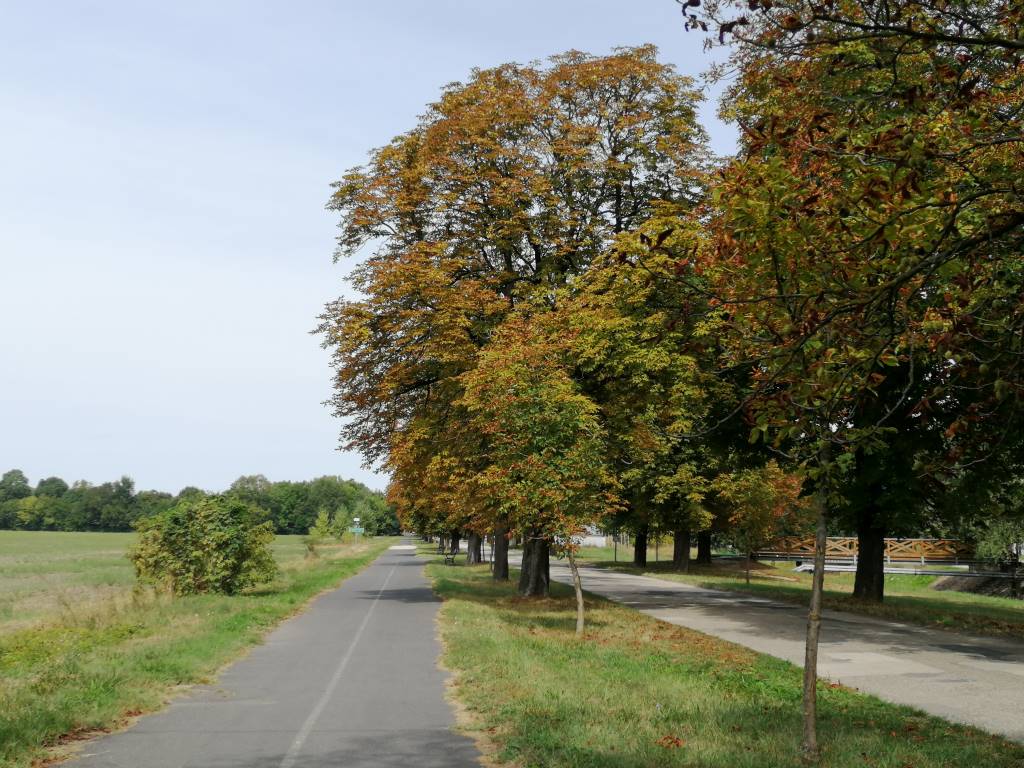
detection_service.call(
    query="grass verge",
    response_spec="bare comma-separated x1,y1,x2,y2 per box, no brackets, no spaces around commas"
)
0,535,394,768
576,549,1024,639
427,558,1024,768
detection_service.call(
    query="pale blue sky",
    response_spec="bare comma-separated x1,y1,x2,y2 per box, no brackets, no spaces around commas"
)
0,1,736,494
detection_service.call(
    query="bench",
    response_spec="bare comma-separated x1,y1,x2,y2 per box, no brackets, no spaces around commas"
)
443,550,457,566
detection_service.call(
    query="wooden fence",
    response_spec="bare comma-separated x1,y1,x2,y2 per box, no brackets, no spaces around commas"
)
756,537,974,564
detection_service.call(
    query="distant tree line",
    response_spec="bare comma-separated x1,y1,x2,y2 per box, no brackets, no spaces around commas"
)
0,469,398,536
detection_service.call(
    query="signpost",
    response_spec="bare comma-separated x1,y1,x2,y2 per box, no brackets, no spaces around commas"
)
349,516,364,536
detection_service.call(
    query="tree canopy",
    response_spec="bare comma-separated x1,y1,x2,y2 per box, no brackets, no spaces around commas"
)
320,46,716,593
320,19,1022,758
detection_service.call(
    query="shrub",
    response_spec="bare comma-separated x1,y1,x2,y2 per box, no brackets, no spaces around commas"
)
129,496,277,595
976,519,1024,567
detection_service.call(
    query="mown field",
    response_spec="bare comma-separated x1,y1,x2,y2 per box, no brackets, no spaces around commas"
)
0,530,393,768
577,545,1024,638
428,555,1024,768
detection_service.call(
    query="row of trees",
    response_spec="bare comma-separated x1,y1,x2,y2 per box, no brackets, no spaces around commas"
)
0,469,398,536
320,1,1021,759
225,474,399,535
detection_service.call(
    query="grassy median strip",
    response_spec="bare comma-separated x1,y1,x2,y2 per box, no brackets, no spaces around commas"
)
574,552,1024,639
428,559,1024,768
0,533,394,768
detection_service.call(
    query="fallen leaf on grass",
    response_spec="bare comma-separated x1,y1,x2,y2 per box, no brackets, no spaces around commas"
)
656,735,686,749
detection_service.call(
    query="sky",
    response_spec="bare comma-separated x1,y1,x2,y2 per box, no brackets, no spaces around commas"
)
0,1,736,495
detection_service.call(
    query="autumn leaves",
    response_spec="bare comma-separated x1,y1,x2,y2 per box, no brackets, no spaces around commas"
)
318,46,712,589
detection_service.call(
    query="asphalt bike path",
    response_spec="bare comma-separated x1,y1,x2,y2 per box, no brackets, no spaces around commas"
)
67,540,479,768
531,555,1024,741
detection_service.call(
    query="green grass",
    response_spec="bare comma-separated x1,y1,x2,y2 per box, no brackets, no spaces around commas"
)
427,557,1024,768
576,546,1024,638
0,531,139,633
0,530,394,768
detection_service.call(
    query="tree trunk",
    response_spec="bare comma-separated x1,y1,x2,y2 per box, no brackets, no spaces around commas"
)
633,525,648,567
801,492,829,762
519,537,534,590
568,549,585,636
493,525,509,581
449,529,460,553
672,528,691,572
437,533,446,553
518,534,550,597
1012,558,1020,601
745,552,751,584
466,531,482,564
852,511,886,602
697,530,712,565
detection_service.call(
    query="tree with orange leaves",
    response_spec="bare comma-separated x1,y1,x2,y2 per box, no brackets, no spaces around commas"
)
319,46,708,587
670,0,1024,758
713,461,812,584
460,314,618,620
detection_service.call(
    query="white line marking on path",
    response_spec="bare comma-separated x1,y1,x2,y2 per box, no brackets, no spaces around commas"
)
279,565,397,768
389,545,416,550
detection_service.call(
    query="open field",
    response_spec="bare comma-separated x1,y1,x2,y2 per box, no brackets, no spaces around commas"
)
0,531,328,636
427,555,1024,768
576,546,1024,638
0,530,394,768
0,532,137,635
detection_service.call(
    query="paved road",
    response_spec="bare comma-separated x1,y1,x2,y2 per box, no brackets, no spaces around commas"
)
67,541,479,768
546,559,1024,741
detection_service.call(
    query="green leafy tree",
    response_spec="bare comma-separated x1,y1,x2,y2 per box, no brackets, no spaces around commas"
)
976,518,1024,599
229,474,272,502
15,496,46,530
311,508,333,538
0,470,32,502
0,500,18,528
461,316,618,627
569,217,748,570
176,486,207,502
329,507,350,541
135,490,175,520
99,476,138,530
35,476,68,497
304,507,334,558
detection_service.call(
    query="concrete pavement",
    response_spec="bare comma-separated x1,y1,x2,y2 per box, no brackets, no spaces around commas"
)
548,559,1024,742
66,541,479,768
